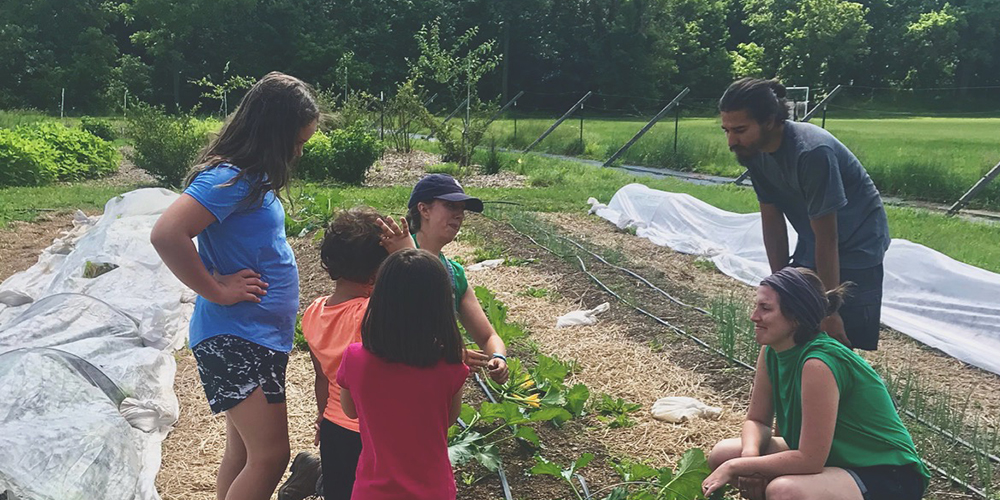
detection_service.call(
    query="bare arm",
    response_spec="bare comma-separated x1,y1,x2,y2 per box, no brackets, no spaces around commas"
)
309,350,330,419
458,287,509,383
340,387,357,420
760,203,790,273
810,212,840,292
309,350,330,446
150,194,267,305
811,212,850,345
710,359,839,487
741,347,775,457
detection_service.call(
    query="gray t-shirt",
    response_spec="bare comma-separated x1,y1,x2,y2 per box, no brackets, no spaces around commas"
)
739,121,889,269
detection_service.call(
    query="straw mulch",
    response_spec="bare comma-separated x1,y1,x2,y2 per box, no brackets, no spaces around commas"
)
539,211,1000,425
364,149,527,189
157,349,321,500
448,239,745,467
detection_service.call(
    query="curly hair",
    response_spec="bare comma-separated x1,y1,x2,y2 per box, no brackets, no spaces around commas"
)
320,207,389,283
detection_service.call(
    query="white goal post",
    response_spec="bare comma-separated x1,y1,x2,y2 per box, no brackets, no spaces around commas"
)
785,86,810,121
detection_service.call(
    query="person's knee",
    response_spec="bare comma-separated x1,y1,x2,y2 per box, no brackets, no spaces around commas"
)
765,476,804,500
708,438,741,470
248,441,291,475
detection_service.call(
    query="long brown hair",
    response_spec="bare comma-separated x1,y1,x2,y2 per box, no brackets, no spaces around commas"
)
361,249,463,367
186,71,319,204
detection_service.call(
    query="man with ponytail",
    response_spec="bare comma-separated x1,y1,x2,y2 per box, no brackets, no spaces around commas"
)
719,78,889,350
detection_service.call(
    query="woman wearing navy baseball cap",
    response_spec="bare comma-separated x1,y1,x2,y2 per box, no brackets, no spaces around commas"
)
405,174,508,384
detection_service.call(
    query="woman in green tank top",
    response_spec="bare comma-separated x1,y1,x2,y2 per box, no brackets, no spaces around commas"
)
703,267,929,500
405,174,509,384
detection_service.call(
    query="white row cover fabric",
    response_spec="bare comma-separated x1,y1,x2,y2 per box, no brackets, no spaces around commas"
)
588,183,1000,376
0,189,192,500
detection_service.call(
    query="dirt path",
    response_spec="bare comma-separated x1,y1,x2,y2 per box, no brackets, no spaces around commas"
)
0,212,76,282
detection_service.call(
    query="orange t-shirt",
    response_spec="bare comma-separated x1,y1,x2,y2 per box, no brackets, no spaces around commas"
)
302,295,368,432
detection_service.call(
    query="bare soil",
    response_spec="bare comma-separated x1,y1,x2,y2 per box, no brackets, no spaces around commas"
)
0,212,76,283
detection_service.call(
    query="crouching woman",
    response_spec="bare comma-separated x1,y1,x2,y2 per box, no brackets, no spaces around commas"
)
702,267,929,500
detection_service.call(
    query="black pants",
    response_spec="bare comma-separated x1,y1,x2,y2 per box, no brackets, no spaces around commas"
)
320,419,363,500
790,263,884,351
846,464,925,500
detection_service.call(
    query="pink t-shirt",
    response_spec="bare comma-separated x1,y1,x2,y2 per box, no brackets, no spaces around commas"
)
337,343,468,500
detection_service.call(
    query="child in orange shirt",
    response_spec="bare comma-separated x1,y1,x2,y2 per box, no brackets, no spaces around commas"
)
297,208,412,500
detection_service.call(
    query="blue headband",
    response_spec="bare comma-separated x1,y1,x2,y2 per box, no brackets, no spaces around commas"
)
760,268,826,331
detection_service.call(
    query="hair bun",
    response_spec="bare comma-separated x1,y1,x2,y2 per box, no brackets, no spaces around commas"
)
768,80,787,99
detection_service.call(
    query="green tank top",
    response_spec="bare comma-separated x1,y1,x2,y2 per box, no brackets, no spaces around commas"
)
766,333,930,487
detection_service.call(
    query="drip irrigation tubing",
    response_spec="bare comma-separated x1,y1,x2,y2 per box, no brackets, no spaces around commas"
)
484,210,996,499
471,372,515,500
521,218,1000,468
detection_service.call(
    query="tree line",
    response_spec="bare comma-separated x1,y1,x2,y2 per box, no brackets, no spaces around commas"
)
1,0,997,114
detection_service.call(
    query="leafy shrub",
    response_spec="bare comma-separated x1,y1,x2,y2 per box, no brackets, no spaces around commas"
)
19,123,119,180
297,125,384,185
480,137,505,175
80,116,117,141
126,104,214,187
0,129,58,186
0,122,120,186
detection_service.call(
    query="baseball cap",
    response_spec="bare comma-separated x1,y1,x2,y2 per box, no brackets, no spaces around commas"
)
407,174,484,213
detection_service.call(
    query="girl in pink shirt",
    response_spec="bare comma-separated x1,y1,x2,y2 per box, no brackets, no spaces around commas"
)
337,249,468,500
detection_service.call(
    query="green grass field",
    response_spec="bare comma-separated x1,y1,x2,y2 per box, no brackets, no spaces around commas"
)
487,115,1000,209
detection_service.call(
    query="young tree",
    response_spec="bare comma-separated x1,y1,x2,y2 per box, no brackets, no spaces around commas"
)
411,17,500,167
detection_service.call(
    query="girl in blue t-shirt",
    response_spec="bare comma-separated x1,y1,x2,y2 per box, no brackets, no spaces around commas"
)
151,71,319,500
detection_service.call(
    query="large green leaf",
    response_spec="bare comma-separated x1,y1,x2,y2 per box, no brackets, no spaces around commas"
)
612,459,659,482
448,430,482,466
564,383,590,417
571,452,594,474
480,401,528,425
659,448,710,500
533,353,570,388
459,403,479,425
475,443,503,472
528,406,572,423
514,426,540,447
540,386,567,407
529,455,563,478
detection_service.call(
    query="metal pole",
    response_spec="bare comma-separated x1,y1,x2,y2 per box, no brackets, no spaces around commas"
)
802,84,843,122
673,103,680,153
485,91,524,126
947,161,1000,215
60,88,65,119
579,103,583,149
822,106,828,129
380,91,385,141
422,93,439,108
524,91,593,153
426,97,469,140
123,89,128,117
602,88,689,167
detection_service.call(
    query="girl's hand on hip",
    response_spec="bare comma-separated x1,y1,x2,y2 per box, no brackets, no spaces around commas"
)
377,216,414,253
210,269,268,305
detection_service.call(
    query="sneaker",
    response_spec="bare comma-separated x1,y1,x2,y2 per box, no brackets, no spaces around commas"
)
277,451,322,500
